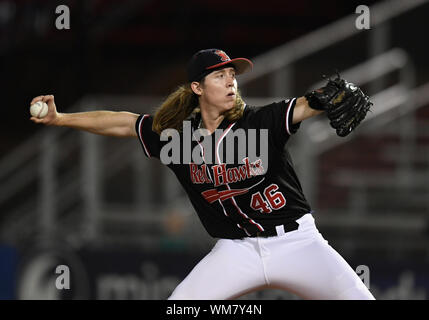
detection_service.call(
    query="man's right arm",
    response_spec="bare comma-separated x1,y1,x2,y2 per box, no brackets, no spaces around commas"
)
54,111,139,137
29,95,138,138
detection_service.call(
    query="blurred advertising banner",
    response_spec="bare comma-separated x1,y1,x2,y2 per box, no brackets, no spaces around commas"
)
9,244,429,300
14,244,204,300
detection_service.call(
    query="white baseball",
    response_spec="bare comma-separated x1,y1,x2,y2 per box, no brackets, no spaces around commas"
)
30,101,49,118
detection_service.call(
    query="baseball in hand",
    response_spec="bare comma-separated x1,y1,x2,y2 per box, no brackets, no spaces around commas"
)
30,101,49,118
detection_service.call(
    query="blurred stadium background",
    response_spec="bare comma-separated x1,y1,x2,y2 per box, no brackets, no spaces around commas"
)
1,0,429,299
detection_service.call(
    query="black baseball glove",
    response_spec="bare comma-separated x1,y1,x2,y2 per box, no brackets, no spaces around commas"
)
305,75,372,137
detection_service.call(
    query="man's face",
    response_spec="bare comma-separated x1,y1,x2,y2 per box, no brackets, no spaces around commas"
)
198,67,238,112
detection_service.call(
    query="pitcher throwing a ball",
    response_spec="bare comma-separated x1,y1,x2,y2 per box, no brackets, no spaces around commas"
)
30,49,374,300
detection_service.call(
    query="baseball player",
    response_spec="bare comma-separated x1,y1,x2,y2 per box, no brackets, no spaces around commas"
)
30,48,374,300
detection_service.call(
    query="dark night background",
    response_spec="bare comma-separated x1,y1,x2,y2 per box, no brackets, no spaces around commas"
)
1,0,385,155
2,0,429,300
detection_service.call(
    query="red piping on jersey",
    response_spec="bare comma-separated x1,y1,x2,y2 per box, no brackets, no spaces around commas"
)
138,115,152,158
215,123,264,233
225,184,264,232
237,224,251,236
285,98,296,136
215,122,235,165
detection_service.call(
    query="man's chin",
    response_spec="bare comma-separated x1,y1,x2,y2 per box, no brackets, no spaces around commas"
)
222,103,235,113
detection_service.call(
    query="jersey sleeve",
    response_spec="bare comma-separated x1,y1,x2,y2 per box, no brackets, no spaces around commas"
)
245,98,301,148
135,114,162,159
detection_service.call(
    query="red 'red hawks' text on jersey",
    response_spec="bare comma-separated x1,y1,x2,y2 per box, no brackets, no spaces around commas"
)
136,99,312,239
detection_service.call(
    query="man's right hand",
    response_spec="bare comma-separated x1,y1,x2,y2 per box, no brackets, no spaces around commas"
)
30,95,60,126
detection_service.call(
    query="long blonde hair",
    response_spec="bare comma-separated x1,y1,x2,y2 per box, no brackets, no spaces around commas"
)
152,83,245,134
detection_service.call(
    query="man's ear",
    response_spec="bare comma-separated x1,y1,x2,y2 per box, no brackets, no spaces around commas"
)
191,81,202,96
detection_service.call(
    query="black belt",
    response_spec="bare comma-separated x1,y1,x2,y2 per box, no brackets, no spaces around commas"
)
252,221,299,238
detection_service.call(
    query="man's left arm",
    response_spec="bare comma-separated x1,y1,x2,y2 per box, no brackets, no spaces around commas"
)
292,96,324,124
292,76,372,137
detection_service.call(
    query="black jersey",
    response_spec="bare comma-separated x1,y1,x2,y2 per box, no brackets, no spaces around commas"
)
136,98,312,239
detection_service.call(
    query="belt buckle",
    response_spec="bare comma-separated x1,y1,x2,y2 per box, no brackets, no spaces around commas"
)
254,221,299,238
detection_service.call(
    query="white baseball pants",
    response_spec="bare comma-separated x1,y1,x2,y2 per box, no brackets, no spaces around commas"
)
168,213,375,300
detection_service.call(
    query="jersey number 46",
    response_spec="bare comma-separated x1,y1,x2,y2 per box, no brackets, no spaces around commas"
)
250,184,286,214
